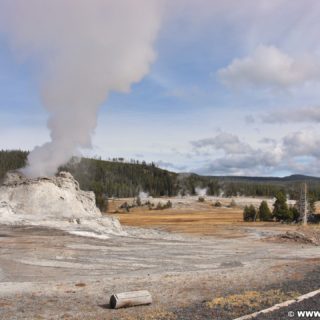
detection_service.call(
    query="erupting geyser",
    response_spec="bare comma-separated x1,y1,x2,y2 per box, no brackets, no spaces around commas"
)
0,0,162,178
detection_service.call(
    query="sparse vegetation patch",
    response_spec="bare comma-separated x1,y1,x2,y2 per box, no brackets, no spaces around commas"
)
206,289,299,317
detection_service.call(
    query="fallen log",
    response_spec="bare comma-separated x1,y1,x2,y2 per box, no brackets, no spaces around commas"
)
109,290,152,309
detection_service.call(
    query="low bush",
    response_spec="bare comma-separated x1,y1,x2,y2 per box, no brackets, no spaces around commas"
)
214,201,222,207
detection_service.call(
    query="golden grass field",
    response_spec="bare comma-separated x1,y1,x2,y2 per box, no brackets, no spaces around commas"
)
108,198,292,238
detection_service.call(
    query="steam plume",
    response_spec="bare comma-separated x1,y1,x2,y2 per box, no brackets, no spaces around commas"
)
0,0,162,177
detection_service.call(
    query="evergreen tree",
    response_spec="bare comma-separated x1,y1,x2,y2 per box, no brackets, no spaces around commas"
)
243,205,250,221
0,150,28,181
243,205,256,221
258,201,272,221
309,194,316,214
289,206,300,222
207,180,219,196
273,191,291,221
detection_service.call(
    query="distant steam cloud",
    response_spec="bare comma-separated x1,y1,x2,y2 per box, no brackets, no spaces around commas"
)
195,187,207,197
138,191,150,200
0,0,162,177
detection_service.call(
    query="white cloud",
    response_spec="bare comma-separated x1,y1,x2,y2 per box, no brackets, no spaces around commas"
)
244,115,255,124
262,106,320,123
218,45,320,90
191,132,283,175
282,129,320,158
156,160,187,171
191,129,320,176
191,132,252,154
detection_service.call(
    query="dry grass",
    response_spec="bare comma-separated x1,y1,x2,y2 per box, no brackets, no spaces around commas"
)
110,199,287,238
117,206,246,237
107,197,319,238
206,289,299,317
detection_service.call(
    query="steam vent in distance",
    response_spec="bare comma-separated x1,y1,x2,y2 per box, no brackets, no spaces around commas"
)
0,171,124,238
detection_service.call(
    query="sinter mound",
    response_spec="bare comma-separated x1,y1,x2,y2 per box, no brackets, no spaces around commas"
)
0,171,123,238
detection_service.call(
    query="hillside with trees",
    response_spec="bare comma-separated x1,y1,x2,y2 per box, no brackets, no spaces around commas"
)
2,150,320,204
0,150,28,181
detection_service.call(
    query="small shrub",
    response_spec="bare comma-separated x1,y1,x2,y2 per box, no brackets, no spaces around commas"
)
154,200,172,210
214,201,222,207
156,202,163,210
119,201,130,212
165,200,172,208
96,194,108,212
309,214,320,223
198,196,205,202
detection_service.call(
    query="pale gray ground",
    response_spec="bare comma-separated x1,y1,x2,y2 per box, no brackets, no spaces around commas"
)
0,225,319,320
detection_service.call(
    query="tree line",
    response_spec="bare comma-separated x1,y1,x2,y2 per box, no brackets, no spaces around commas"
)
243,190,318,223
2,150,320,209
0,150,28,182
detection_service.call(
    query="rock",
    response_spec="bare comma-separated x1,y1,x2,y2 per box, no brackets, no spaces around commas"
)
278,231,319,246
0,171,124,237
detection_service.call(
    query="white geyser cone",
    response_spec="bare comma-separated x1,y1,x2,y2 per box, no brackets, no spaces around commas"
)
0,0,163,177
0,171,124,238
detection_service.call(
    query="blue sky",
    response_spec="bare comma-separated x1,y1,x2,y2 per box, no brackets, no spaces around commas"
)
1,0,320,176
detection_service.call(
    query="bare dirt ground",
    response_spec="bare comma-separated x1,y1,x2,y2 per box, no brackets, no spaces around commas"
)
0,197,320,319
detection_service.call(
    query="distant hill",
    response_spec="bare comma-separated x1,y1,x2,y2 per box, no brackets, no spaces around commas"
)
1,149,320,201
206,174,320,183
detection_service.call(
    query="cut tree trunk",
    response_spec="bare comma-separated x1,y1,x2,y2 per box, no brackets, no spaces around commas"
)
109,290,152,309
